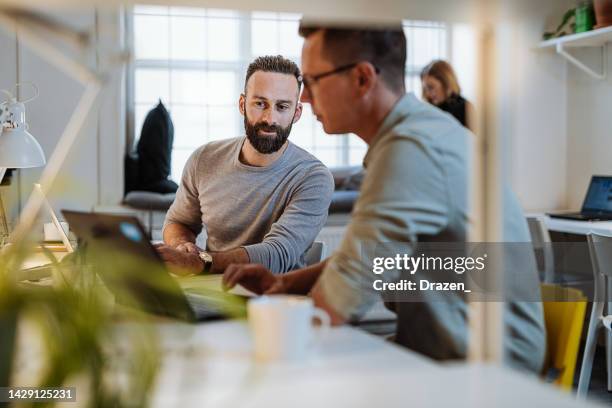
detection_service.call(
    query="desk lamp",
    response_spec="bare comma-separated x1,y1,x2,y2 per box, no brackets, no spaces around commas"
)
0,85,46,243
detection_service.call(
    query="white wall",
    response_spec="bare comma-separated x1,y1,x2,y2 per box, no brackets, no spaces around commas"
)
565,44,612,209
508,14,569,211
16,11,99,216
96,8,127,206
0,7,125,229
466,0,571,211
501,1,612,212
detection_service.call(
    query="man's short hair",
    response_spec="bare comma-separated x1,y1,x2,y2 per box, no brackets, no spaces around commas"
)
244,55,302,94
298,23,406,94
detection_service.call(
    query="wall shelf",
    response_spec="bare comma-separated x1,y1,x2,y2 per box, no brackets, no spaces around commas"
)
538,25,612,49
537,26,612,80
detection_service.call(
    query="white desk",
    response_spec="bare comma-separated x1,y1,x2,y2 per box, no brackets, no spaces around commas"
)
542,215,612,236
143,320,600,407
12,312,601,407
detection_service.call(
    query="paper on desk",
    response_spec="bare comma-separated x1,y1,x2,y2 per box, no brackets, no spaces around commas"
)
21,251,68,270
177,274,256,298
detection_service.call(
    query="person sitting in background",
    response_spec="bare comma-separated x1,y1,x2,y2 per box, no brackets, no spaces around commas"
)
420,60,474,130
157,55,334,275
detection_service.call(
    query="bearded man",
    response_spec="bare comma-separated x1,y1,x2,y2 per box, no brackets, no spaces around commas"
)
157,55,334,275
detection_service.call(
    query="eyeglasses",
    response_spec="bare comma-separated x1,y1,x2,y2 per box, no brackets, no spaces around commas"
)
301,62,380,89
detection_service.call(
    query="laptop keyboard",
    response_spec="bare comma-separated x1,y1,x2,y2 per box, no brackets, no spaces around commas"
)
184,292,226,320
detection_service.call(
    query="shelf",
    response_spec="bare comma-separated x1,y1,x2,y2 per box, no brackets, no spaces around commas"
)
538,25,612,49
537,26,611,80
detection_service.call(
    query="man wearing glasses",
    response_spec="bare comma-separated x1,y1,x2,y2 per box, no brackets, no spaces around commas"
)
224,24,546,373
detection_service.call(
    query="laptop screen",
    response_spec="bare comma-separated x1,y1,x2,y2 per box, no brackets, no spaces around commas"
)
582,176,612,213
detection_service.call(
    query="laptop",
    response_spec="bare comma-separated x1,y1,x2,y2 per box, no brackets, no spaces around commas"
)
547,176,612,221
62,210,250,322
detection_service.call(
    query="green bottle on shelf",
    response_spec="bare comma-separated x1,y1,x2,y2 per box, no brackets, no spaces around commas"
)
575,1,595,33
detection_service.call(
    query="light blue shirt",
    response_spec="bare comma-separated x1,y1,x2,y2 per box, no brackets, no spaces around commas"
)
315,93,545,373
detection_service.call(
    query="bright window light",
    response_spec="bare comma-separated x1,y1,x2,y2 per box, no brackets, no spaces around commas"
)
130,6,448,179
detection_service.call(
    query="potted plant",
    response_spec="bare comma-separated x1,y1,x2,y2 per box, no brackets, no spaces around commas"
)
0,241,161,407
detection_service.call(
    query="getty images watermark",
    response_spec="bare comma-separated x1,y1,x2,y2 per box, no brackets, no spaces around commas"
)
371,252,488,293
361,242,603,302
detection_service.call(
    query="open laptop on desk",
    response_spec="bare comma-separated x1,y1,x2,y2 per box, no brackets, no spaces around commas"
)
62,210,251,322
547,175,612,221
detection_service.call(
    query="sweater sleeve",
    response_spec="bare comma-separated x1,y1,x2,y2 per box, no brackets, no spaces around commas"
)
242,165,334,273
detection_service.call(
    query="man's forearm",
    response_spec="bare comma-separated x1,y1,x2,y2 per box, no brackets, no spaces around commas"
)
210,248,250,273
280,258,329,295
163,223,196,247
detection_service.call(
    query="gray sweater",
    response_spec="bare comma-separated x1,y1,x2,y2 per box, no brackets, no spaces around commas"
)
163,137,334,273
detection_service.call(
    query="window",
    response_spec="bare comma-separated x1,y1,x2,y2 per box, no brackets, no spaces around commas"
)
130,6,448,180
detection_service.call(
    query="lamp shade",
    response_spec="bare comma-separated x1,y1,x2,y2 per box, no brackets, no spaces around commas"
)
0,127,46,168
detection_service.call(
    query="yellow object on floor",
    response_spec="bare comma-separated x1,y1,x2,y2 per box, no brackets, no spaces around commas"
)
541,284,587,391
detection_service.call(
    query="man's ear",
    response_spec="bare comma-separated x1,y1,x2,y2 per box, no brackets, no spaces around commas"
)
292,102,303,124
354,62,377,95
239,93,246,116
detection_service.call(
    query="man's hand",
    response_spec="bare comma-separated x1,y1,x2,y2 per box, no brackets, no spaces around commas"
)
310,282,347,326
223,264,286,295
174,241,202,255
155,244,203,276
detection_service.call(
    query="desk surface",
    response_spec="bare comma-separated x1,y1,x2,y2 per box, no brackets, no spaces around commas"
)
540,215,612,236
144,320,599,407
11,246,602,406
12,302,600,407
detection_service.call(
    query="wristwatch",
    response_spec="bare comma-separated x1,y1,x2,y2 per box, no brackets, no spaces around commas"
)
198,250,213,273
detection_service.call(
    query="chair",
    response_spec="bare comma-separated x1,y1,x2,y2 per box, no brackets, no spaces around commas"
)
577,233,612,398
304,241,327,266
540,284,587,391
526,216,592,292
123,191,175,238
526,217,555,282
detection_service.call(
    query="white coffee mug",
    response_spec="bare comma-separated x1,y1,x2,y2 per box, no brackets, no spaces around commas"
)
248,295,330,362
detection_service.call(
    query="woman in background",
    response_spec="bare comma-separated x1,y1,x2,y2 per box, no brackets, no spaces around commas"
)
421,60,474,131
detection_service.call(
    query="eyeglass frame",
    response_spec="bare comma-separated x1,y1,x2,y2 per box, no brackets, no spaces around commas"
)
301,62,380,90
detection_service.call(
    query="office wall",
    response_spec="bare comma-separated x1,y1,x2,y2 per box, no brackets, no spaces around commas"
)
482,0,582,213
0,8,125,229
565,44,612,209
502,1,612,212
16,11,99,218
96,9,127,207
506,13,569,212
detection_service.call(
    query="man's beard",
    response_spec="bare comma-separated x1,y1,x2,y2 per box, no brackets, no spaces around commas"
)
244,113,293,154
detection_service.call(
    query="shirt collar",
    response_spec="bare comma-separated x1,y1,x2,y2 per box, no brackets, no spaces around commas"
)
363,93,418,168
